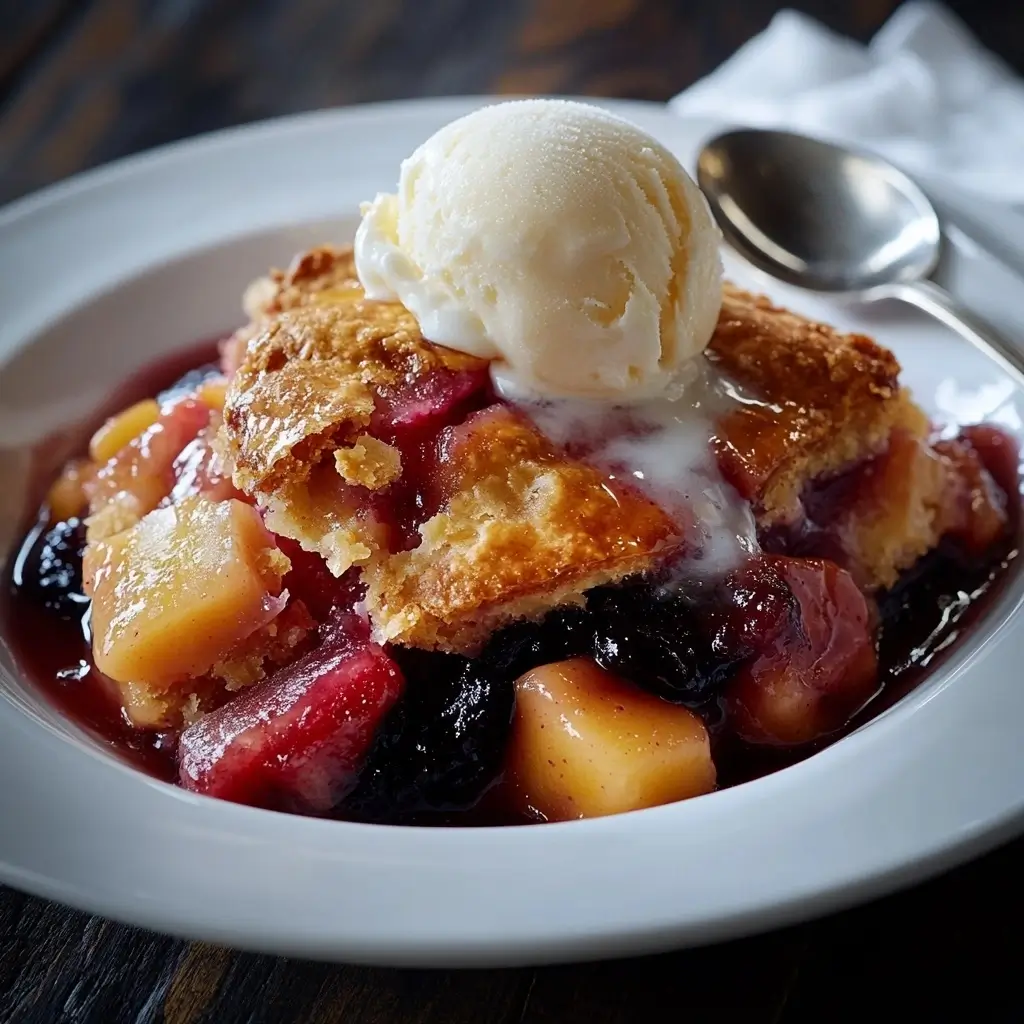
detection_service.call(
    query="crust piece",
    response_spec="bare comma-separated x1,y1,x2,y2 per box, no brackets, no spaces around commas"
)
222,247,970,647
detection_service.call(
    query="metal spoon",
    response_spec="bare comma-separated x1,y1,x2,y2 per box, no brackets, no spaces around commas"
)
696,128,1024,386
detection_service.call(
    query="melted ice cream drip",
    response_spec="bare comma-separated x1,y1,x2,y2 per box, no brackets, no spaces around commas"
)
500,361,761,581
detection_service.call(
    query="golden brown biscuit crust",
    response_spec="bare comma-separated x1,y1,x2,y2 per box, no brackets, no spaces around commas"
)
222,246,955,649
221,247,490,580
705,285,948,589
222,247,680,650
244,246,364,320
365,407,679,653
709,284,911,523
225,293,483,496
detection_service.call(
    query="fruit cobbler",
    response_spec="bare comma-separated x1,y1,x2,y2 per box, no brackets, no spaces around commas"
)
4,101,1021,824
6,242,1018,823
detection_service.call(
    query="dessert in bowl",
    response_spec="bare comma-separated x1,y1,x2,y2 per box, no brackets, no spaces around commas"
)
5,100,1020,828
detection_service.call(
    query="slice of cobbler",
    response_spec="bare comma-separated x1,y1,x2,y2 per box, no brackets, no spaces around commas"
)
33,243,1016,822
224,247,1009,631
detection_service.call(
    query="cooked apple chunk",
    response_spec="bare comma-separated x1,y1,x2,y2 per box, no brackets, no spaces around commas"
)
506,658,716,821
83,495,290,725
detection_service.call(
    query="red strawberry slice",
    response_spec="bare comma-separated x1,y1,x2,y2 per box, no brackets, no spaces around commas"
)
725,556,878,746
363,367,493,547
371,367,490,455
178,615,404,812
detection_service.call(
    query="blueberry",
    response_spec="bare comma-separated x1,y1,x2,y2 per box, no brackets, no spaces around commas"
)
15,518,88,619
345,651,515,820
587,585,725,706
158,363,222,405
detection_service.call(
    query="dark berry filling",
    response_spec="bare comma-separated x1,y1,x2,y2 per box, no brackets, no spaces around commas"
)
14,517,88,620
482,607,595,680
587,585,724,706
8,471,1019,823
344,648,515,821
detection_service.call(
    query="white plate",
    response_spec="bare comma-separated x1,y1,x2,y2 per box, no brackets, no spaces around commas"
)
1,97,1023,968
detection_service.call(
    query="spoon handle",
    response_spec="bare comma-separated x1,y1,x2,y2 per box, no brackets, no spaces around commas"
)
885,279,1024,388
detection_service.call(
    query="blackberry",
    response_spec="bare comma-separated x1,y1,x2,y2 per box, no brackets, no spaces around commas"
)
481,605,593,679
587,584,726,706
16,518,88,619
345,651,515,820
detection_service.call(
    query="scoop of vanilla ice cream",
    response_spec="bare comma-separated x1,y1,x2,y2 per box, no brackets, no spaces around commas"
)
354,99,722,400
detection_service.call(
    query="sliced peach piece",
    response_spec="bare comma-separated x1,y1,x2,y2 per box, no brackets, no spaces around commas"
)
506,658,716,822
167,417,243,506
195,376,228,412
83,495,290,726
85,398,210,540
89,399,161,464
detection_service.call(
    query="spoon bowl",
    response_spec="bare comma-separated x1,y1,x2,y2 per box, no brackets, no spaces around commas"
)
697,127,1024,385
697,129,941,294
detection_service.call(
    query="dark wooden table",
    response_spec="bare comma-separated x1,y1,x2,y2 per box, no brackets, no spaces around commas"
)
2,1,1022,1021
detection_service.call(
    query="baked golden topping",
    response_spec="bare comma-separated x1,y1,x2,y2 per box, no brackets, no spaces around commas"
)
225,277,483,496
216,245,984,637
710,285,908,518
14,241,1017,827
220,246,683,651
364,406,678,653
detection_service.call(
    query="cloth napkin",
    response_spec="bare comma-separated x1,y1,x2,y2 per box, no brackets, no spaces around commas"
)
669,1,1024,206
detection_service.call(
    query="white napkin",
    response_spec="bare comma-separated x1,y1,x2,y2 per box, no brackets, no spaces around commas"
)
670,1,1024,206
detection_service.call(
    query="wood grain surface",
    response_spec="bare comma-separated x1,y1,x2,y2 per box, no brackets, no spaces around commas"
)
2,1,1023,1021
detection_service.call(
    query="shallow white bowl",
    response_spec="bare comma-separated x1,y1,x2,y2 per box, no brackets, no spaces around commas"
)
1,98,1023,967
